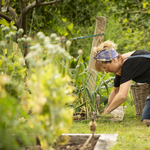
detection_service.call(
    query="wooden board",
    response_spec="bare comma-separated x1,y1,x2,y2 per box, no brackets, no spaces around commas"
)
94,134,118,150
87,16,107,92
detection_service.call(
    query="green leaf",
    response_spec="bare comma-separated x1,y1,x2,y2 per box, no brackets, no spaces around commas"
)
62,18,67,22
100,96,108,105
79,62,85,72
10,21,15,27
85,87,93,101
68,23,73,30
123,18,128,23
75,102,86,109
2,0,5,5
143,2,148,8
91,91,96,101
0,18,9,27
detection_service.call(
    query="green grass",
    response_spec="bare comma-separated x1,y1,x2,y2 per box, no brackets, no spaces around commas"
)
69,104,150,150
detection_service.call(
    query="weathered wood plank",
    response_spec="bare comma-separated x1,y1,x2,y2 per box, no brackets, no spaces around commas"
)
88,16,107,92
94,134,118,150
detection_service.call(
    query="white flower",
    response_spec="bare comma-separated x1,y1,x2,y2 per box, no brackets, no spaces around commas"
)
66,40,72,48
64,52,71,60
44,36,50,44
37,32,44,37
56,37,61,43
0,25,5,28
25,51,34,59
78,49,83,55
17,38,21,43
26,37,32,43
30,43,42,52
9,31,16,37
59,48,65,55
21,37,26,43
24,35,27,38
5,34,10,40
11,26,17,31
50,33,57,41
39,34,45,43
45,43,54,51
4,27,10,32
18,28,24,34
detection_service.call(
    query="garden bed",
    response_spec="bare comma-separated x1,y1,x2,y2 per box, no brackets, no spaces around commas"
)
58,134,118,150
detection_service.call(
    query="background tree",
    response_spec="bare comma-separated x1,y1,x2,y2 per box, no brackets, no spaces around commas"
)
1,0,150,60
0,0,61,35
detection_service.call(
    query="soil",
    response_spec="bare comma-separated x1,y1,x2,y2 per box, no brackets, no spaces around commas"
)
58,135,100,150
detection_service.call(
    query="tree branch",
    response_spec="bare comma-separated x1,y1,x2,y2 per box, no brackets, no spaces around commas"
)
36,0,61,6
0,0,2,11
0,12,13,22
4,0,9,7
0,12,20,28
25,0,61,14
8,7,19,20
19,0,26,13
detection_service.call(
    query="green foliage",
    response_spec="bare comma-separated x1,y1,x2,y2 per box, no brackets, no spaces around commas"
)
0,92,33,150
110,0,150,52
0,21,75,149
0,19,10,27
2,0,150,59
23,32,75,149
0,53,33,149
2,1,150,148
70,52,114,118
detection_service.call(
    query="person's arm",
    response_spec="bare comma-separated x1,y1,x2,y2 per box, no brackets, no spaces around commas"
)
108,87,119,105
104,80,131,113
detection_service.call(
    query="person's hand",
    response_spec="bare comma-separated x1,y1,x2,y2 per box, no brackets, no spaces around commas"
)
100,111,114,119
101,109,109,115
102,105,110,114
104,105,109,112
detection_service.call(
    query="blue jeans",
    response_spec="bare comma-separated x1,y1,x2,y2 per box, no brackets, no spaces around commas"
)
142,94,150,120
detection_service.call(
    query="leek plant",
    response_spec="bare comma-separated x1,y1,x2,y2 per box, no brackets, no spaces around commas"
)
70,51,115,119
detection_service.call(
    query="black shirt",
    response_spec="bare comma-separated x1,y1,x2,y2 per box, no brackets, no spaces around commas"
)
114,50,150,87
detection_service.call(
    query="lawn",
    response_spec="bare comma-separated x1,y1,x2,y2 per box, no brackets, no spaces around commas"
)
69,104,150,150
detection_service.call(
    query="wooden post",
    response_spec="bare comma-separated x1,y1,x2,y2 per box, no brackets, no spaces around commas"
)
87,16,107,92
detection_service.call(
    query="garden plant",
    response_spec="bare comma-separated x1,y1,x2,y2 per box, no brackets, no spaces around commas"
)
1,0,150,149
0,24,76,149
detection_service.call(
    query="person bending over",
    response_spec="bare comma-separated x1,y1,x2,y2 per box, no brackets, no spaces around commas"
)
93,40,150,125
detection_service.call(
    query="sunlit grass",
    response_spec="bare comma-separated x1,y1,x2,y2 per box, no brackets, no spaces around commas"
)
69,104,150,150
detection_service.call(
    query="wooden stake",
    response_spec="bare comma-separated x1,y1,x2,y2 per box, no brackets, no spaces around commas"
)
87,16,107,92
79,134,92,150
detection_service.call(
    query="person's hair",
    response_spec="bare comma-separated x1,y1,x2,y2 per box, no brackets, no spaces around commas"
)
95,54,121,72
94,40,120,72
93,40,117,55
